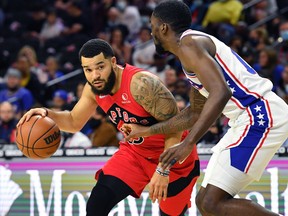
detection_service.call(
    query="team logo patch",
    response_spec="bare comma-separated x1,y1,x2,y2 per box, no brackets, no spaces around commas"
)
121,93,131,104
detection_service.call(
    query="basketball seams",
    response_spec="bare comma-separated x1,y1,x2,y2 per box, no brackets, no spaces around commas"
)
16,141,61,149
31,123,59,149
15,115,61,159
30,123,60,158
26,116,41,158
18,125,25,152
31,140,61,159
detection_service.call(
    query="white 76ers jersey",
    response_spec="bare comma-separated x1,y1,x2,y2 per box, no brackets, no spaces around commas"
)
180,29,273,120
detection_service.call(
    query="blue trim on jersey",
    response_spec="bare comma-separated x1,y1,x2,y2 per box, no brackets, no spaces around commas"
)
220,68,258,107
187,79,203,90
215,52,259,108
230,99,270,172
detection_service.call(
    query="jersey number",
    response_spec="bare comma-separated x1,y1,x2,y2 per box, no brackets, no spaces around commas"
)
128,137,144,145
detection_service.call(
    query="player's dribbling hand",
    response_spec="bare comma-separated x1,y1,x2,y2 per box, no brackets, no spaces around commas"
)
121,123,150,141
17,108,47,127
149,172,169,203
159,142,193,170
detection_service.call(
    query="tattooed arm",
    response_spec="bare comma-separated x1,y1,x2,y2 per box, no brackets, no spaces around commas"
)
150,87,206,135
123,85,207,140
130,71,182,149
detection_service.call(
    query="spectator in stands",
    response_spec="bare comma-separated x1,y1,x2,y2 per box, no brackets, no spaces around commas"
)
198,120,223,145
15,55,45,106
173,78,191,104
246,27,271,55
104,7,122,33
109,26,132,65
0,101,17,144
51,89,69,111
91,0,116,35
246,0,278,25
229,35,243,54
132,26,156,69
274,20,288,65
18,45,47,84
174,94,187,111
117,0,142,41
149,53,170,82
43,56,66,102
277,64,288,104
89,107,119,147
202,0,243,28
62,130,92,149
45,56,65,81
66,81,85,110
201,0,243,44
240,45,255,66
39,8,65,42
61,0,91,39
253,47,284,92
0,68,34,119
23,3,47,47
163,67,178,93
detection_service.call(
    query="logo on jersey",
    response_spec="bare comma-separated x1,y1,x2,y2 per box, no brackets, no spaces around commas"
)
121,93,131,104
99,95,107,99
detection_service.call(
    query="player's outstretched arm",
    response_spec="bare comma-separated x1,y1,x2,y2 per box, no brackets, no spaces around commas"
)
17,83,98,133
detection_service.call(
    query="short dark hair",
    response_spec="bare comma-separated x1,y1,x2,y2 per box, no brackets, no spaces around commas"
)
153,0,192,34
79,39,115,61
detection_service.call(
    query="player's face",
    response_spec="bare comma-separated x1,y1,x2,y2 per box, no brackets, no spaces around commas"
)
81,53,116,95
150,15,168,55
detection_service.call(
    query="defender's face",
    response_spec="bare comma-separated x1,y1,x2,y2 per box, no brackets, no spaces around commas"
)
81,53,116,95
150,15,167,55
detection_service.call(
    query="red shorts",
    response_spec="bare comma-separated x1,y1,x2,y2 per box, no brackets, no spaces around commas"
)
95,142,199,215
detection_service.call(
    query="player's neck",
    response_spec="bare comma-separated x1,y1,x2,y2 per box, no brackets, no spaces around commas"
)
111,65,123,95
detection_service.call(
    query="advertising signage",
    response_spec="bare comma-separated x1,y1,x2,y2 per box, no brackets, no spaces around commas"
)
0,155,287,216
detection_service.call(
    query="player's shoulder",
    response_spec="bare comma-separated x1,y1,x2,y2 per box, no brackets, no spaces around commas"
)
179,33,216,57
131,70,160,83
130,70,163,95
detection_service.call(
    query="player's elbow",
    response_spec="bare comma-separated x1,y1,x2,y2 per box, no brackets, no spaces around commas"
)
215,86,232,108
223,87,232,102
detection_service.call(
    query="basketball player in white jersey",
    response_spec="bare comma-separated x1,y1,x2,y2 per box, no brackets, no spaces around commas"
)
122,0,288,215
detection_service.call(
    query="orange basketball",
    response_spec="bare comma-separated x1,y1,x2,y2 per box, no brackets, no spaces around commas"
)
16,115,61,159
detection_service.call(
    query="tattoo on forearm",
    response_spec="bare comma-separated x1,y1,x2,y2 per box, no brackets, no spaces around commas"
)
150,88,206,135
132,74,178,121
151,106,196,134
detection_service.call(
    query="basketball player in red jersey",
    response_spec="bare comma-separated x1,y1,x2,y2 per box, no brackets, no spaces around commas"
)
18,39,200,216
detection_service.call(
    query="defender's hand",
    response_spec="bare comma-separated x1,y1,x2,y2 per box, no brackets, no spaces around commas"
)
159,142,193,170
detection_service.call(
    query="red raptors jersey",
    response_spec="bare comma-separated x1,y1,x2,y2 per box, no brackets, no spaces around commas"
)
96,64,166,158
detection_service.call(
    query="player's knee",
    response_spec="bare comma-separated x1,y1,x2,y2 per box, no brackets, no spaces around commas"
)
197,193,220,214
195,192,203,211
195,188,206,212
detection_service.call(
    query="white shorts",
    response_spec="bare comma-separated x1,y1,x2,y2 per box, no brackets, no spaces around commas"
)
202,91,288,196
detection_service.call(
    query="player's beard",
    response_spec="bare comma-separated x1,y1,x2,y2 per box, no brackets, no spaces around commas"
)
88,69,116,95
154,35,169,55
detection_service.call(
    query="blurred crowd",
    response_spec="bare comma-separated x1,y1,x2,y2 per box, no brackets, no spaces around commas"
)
0,0,288,148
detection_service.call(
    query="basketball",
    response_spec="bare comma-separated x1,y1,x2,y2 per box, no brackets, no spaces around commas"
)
16,115,61,160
